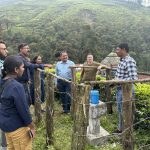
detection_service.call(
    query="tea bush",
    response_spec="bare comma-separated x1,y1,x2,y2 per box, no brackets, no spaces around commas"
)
135,83,150,130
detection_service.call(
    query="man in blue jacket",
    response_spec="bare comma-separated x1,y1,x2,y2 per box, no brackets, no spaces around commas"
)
17,43,51,105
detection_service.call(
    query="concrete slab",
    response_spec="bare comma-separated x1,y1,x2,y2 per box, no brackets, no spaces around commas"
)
87,126,110,146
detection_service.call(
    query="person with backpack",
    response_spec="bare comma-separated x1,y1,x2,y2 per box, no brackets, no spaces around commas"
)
0,55,35,149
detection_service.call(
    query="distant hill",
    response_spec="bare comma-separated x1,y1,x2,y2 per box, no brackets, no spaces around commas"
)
0,0,19,5
0,0,150,71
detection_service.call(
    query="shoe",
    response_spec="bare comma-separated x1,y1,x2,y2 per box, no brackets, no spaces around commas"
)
64,111,70,114
112,129,122,135
1,147,7,150
41,109,46,113
61,110,70,114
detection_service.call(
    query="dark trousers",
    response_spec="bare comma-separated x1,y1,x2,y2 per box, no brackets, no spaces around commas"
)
116,85,135,131
22,83,32,106
1,130,7,147
0,103,7,147
57,80,71,113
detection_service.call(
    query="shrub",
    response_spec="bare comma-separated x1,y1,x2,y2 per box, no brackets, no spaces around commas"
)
135,83,150,130
44,67,55,73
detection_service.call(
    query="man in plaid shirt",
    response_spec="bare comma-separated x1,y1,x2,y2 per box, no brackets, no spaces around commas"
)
113,43,138,134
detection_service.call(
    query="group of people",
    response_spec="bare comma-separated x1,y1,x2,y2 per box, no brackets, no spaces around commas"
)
55,43,138,135
0,41,52,150
0,40,137,150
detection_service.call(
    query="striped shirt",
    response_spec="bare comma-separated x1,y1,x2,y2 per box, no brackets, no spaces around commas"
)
115,55,138,80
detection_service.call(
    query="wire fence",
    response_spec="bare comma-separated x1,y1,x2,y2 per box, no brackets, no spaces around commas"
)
32,69,150,150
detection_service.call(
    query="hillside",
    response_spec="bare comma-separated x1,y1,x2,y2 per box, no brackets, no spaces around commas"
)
0,0,150,71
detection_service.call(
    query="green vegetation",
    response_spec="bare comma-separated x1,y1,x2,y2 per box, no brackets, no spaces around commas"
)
31,83,150,150
0,0,150,71
33,102,123,150
0,1,150,148
135,84,150,130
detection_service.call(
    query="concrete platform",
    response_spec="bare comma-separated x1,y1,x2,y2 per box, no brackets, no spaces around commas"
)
87,126,110,146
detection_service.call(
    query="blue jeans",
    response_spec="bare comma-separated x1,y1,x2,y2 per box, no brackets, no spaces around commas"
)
57,80,71,113
116,86,134,131
116,86,123,131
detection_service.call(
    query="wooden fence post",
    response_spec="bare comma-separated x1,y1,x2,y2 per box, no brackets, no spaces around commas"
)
106,69,113,114
71,83,77,119
122,83,134,150
71,68,77,118
34,69,42,124
45,74,54,146
71,84,90,150
71,67,76,83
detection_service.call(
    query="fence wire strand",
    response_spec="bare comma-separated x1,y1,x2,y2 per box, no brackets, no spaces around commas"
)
33,70,150,149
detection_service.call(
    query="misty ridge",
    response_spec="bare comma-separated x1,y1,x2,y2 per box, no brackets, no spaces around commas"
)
0,0,150,71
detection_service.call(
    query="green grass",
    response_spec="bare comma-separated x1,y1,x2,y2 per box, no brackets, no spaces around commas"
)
33,102,73,150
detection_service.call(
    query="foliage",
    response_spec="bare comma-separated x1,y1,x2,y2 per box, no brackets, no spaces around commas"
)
32,100,149,150
44,67,55,74
135,83,150,130
75,71,81,83
33,102,123,150
31,80,150,150
0,0,150,71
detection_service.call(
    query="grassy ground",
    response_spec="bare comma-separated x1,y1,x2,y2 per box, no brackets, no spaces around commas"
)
32,101,149,150
32,101,121,150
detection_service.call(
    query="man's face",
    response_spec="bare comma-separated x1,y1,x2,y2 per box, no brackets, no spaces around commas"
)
87,55,93,64
20,45,30,57
61,52,68,62
115,47,124,57
0,43,8,58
